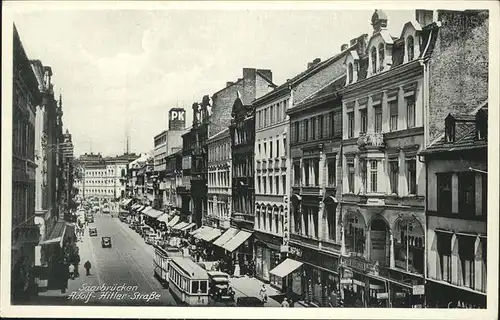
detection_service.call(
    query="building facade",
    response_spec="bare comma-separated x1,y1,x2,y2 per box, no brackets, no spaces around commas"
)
338,10,441,308
207,128,232,230
164,150,183,211
12,25,42,302
421,104,488,308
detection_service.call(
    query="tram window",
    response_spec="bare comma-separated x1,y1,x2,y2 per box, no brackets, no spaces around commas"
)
200,280,208,294
192,281,200,294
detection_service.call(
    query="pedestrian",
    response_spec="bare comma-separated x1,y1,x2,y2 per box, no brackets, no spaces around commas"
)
281,297,289,307
84,260,92,276
68,263,75,279
259,284,268,304
74,254,81,277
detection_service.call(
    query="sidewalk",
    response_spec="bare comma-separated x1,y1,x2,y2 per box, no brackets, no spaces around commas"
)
36,228,100,303
229,275,281,307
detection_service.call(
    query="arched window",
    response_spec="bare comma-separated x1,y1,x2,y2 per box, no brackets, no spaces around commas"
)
407,36,414,61
371,47,377,74
348,63,353,84
378,43,385,71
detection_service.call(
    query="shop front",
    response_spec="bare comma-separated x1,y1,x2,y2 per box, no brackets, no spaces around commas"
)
221,230,253,277
254,232,282,284
281,244,340,307
425,279,486,309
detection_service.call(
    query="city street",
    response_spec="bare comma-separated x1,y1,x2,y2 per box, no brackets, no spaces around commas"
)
37,213,177,306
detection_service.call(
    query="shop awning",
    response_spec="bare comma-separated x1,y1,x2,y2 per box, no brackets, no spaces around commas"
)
140,206,153,213
222,230,252,252
201,228,222,242
269,258,303,278
131,204,139,209
190,226,207,236
145,209,164,219
121,199,132,206
213,227,239,248
39,221,67,247
133,205,145,212
173,221,189,230
157,214,170,223
166,215,180,227
181,222,196,231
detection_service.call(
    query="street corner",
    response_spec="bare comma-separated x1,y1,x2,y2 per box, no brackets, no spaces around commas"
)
68,283,163,305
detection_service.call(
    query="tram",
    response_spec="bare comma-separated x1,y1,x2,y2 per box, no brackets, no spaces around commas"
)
153,244,184,287
168,257,210,306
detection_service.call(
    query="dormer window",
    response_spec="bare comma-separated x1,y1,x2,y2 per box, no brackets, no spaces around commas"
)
348,63,353,84
445,116,456,143
378,44,385,71
371,47,377,74
475,109,488,141
407,35,414,61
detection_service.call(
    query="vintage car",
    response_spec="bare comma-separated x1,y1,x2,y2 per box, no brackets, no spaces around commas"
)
89,226,98,237
208,271,234,302
101,236,112,248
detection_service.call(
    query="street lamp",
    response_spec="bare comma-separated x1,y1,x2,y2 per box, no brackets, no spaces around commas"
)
469,167,487,174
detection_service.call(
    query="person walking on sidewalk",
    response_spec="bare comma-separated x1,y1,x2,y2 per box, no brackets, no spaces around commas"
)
74,254,81,278
281,297,290,307
259,284,268,304
84,260,92,276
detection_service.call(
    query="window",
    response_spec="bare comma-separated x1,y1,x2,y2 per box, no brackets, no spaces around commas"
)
275,176,280,195
269,141,273,159
406,158,417,195
281,175,286,195
370,160,378,193
374,105,382,133
313,209,319,238
313,159,319,186
482,174,487,216
371,47,377,74
269,175,273,193
257,176,261,193
347,161,355,193
406,97,416,128
276,138,279,158
481,238,487,292
263,176,267,193
360,159,367,193
311,117,316,140
318,115,324,139
360,109,367,134
459,236,475,289
258,143,261,158
389,99,398,131
294,163,300,186
327,158,336,186
329,111,335,136
347,112,354,138
326,205,336,240
270,105,274,124
437,233,452,282
304,120,309,141
437,173,452,213
407,36,414,61
283,137,287,156
263,142,267,158
294,122,299,143
192,280,199,294
348,63,353,83
304,161,310,187
378,44,385,71
389,160,399,194
458,172,475,216
334,111,342,136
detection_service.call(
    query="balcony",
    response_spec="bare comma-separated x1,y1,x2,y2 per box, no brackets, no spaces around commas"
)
301,186,321,196
357,132,385,151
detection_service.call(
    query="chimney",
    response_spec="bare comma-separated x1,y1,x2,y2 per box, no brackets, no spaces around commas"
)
226,81,234,87
415,9,435,27
341,44,349,51
242,68,256,80
257,69,273,83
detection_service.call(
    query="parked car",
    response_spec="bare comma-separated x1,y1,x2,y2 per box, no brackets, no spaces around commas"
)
208,271,234,302
89,226,98,237
101,236,112,248
146,233,162,245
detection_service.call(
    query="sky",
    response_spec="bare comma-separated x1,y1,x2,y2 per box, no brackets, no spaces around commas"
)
13,7,415,157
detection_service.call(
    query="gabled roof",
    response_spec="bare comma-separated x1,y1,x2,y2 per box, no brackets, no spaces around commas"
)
367,30,394,50
343,50,359,64
400,20,423,39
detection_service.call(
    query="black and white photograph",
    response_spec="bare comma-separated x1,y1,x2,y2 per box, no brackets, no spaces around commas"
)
1,1,499,319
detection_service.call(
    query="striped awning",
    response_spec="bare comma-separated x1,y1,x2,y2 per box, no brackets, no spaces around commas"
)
172,221,189,230
166,215,180,227
181,222,196,231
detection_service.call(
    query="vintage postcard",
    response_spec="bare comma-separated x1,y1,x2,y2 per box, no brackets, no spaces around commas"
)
1,1,499,319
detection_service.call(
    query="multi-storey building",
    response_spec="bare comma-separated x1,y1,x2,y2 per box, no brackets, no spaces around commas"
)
420,103,487,309
207,128,232,229
12,25,42,302
126,153,150,198
338,10,434,308
153,108,187,210
164,150,183,211
60,129,75,220
179,127,194,222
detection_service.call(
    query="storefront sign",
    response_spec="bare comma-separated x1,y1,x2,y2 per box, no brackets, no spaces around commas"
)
412,284,425,295
342,256,373,273
289,245,302,258
376,292,389,299
282,195,289,253
340,279,353,285
13,225,40,245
